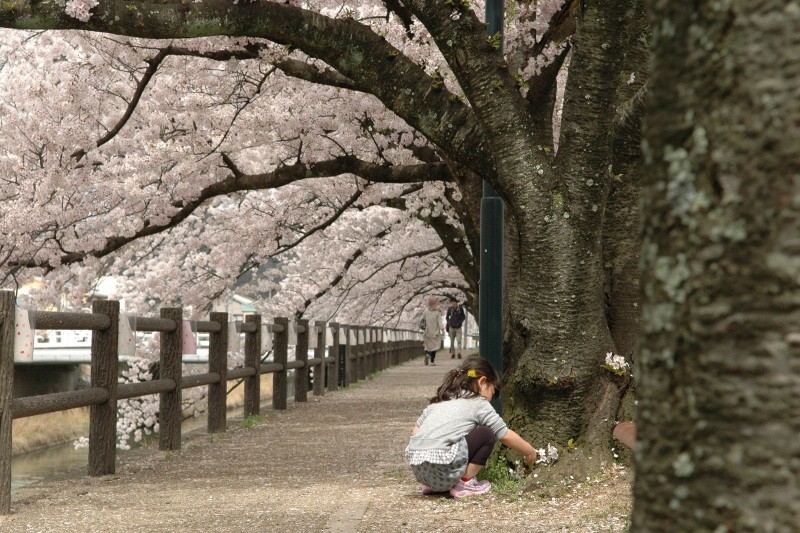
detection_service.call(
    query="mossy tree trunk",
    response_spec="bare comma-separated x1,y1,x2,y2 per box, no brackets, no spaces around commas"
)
494,0,647,465
634,1,800,529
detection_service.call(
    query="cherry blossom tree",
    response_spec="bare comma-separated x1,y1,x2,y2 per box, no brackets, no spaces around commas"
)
1,0,648,473
1,28,472,325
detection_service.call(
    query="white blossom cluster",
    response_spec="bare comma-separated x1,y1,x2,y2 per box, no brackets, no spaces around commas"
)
603,352,629,376
116,395,159,451
535,443,559,465
73,348,215,450
74,356,159,451
64,0,99,22
115,356,161,450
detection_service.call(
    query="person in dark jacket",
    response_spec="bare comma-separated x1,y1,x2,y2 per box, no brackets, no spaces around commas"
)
445,297,466,359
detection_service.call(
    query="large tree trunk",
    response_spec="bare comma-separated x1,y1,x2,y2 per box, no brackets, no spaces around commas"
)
634,1,800,530
498,0,644,468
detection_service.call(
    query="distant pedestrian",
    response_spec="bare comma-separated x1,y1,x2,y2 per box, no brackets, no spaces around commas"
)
420,297,443,366
405,357,538,498
445,297,466,359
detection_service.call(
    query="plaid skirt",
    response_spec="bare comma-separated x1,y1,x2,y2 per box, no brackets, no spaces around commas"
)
405,438,469,491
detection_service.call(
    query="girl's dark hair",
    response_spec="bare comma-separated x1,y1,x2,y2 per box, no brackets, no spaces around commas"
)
429,356,501,403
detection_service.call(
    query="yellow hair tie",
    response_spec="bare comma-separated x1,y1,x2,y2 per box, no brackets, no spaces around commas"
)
466,369,478,378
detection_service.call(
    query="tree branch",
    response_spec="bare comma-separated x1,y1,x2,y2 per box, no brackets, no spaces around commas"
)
272,187,363,257
382,0,415,37
552,0,638,174
13,155,447,270
295,227,392,319
72,46,170,160
530,0,579,58
401,0,549,196
74,42,359,160
525,42,571,151
340,243,446,290
383,194,477,296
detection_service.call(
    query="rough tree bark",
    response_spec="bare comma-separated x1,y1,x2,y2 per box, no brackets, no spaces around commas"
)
499,0,645,465
635,1,800,530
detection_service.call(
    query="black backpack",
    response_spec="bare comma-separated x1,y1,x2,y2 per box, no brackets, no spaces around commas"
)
447,305,466,328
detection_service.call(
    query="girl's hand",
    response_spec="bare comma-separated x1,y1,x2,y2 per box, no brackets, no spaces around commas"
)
523,450,538,464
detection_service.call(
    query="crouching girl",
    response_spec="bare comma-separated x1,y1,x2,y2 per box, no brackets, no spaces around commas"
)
405,357,538,498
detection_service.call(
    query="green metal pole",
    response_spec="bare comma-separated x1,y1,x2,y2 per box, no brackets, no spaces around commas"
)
480,0,505,414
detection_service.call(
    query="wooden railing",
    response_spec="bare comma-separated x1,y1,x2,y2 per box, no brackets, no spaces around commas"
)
0,292,423,513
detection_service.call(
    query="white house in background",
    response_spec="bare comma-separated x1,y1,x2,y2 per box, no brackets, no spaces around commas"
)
212,294,258,322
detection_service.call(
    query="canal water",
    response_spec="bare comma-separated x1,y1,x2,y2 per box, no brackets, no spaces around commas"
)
9,406,278,490
11,441,89,489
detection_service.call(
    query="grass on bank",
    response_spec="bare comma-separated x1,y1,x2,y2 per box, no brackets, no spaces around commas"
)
11,407,90,456
12,374,275,456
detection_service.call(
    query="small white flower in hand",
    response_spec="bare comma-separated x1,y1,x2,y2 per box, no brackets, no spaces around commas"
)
535,444,559,465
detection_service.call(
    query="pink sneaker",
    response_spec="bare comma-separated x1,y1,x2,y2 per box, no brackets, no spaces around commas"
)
450,478,492,499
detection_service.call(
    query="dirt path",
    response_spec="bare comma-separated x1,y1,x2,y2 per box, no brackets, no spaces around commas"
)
1,354,631,532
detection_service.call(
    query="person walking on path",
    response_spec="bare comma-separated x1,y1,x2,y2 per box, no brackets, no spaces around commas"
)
445,297,466,359
420,297,443,365
404,357,538,498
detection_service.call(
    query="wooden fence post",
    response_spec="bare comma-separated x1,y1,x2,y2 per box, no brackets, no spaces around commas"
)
0,291,16,514
367,328,372,373
343,325,352,387
159,307,183,451
353,326,360,380
385,329,391,369
366,327,374,376
244,314,261,418
385,329,392,367
357,326,366,381
377,327,383,371
379,328,386,370
354,326,363,384
373,327,380,372
397,330,403,365
347,326,361,383
398,330,403,365
89,299,120,476
294,319,309,403
398,331,404,362
313,321,326,396
273,317,288,410
365,327,371,374
328,323,339,392
208,312,228,433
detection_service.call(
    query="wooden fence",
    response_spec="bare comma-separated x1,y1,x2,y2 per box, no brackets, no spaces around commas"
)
0,292,423,514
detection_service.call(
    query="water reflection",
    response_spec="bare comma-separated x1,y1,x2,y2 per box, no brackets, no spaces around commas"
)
11,442,88,489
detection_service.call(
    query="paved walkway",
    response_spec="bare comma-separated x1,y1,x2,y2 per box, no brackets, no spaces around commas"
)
1,352,631,532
